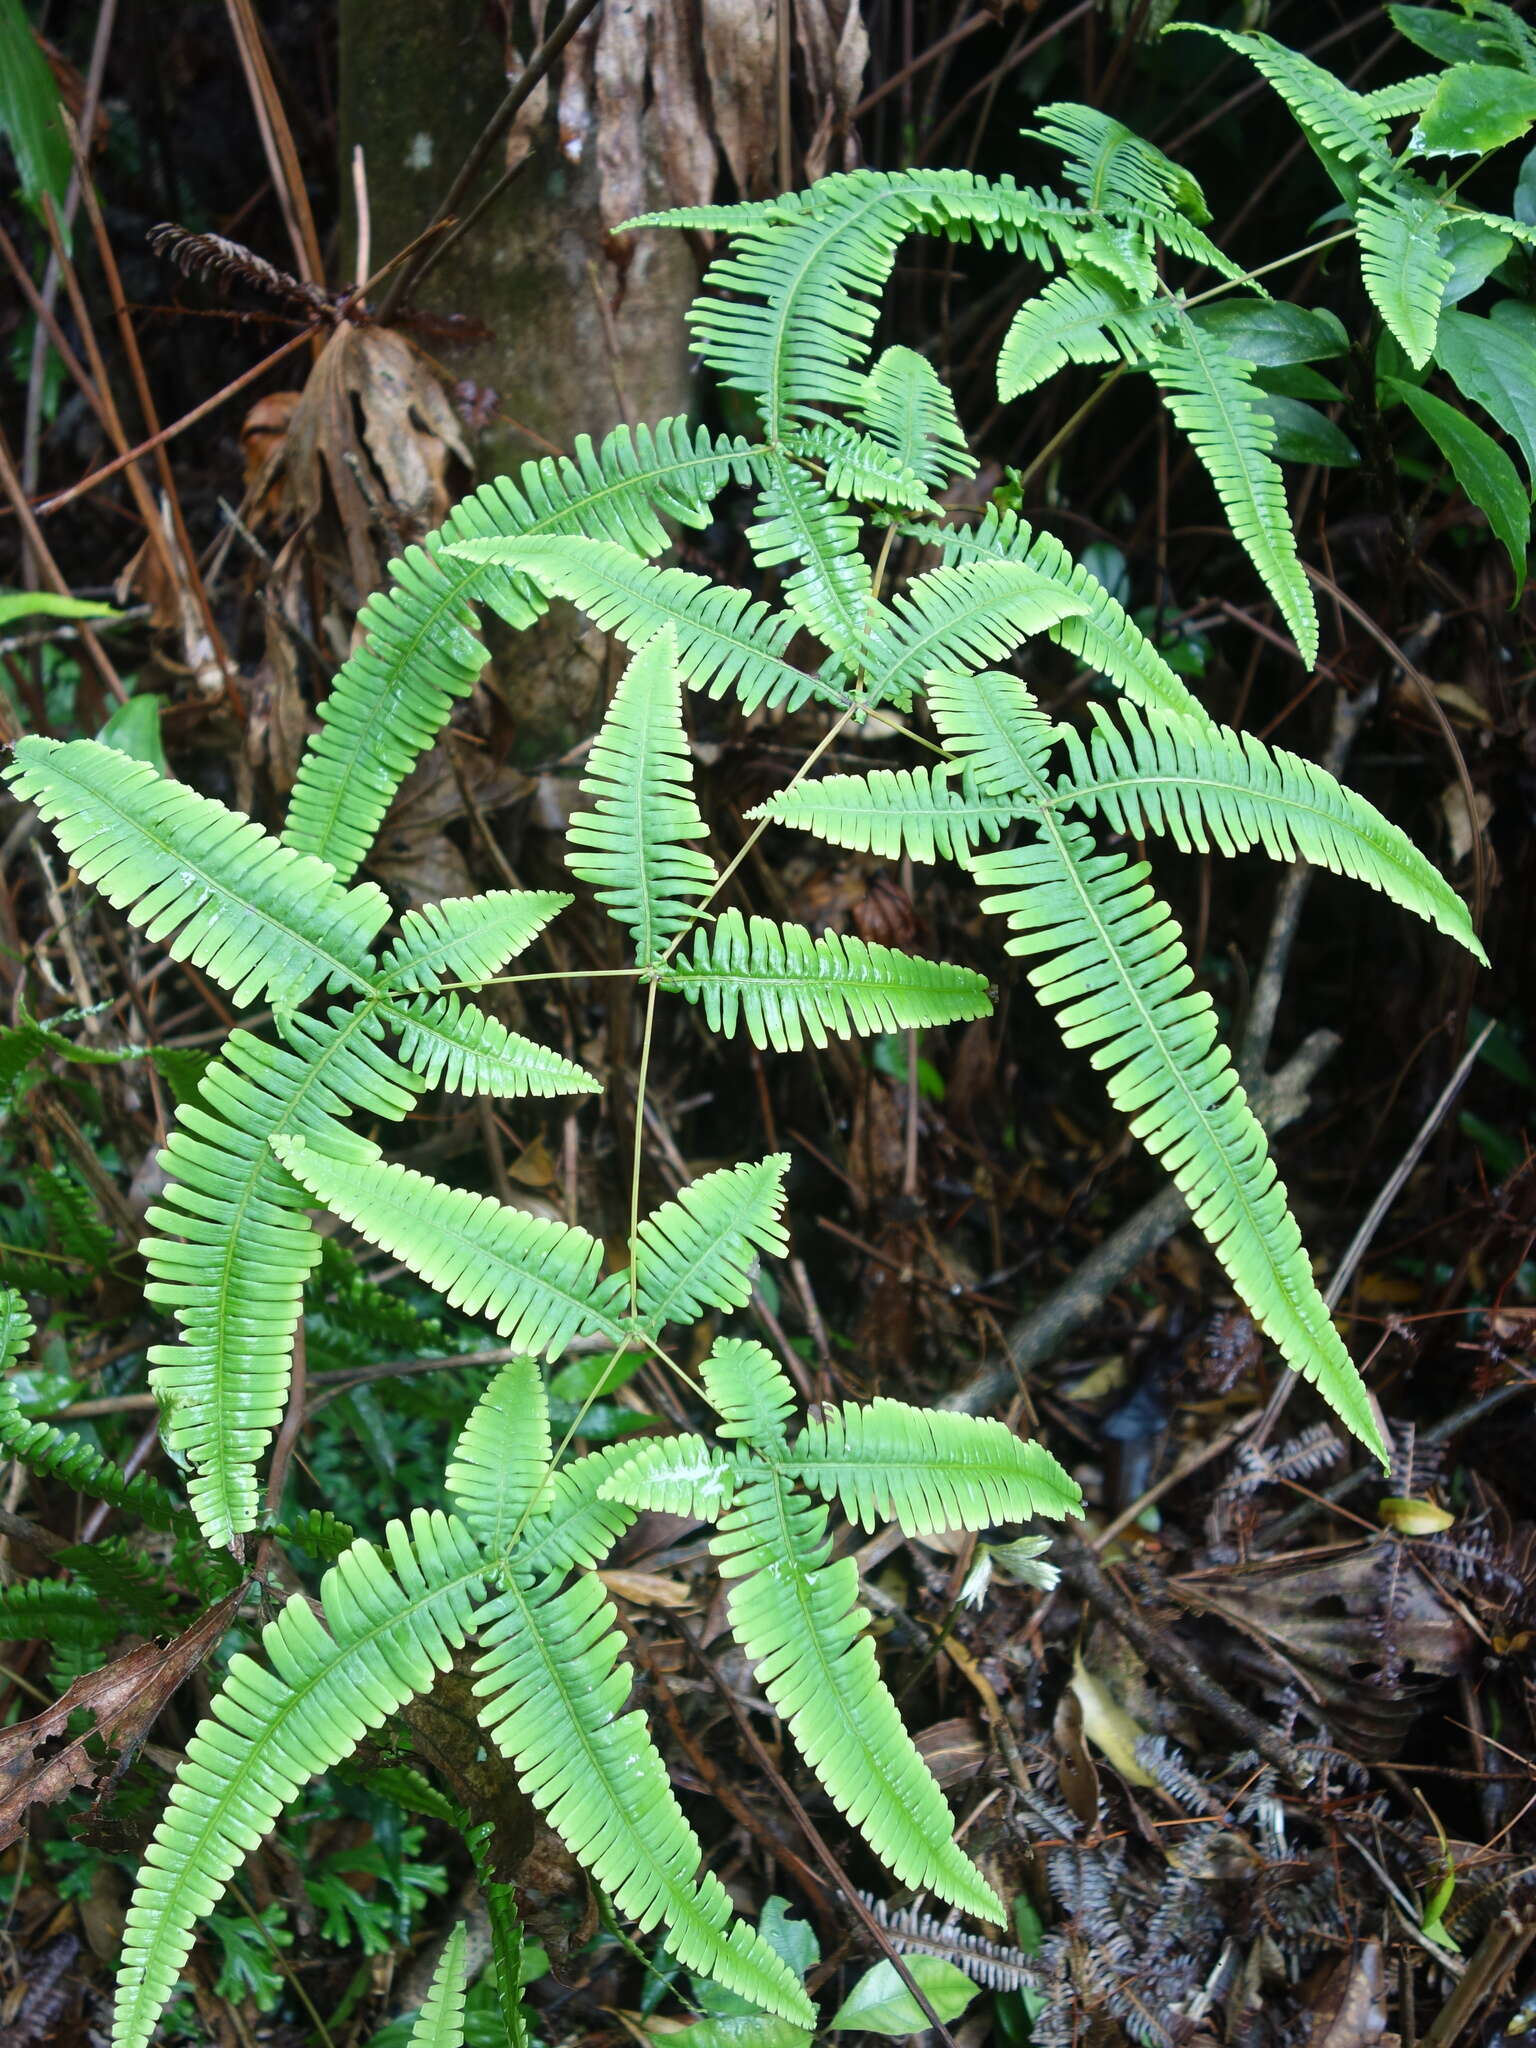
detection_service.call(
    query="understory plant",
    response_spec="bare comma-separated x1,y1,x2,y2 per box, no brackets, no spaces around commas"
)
0,11,1513,2043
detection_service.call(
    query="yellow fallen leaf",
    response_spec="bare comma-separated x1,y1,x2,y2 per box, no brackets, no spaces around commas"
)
1069,1647,1155,1786
1378,1496,1455,1536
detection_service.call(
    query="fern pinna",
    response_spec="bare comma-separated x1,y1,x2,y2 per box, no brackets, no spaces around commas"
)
1,31,1499,2041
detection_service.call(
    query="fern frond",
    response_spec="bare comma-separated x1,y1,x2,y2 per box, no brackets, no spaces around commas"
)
916,510,1209,725
663,910,992,1053
114,1510,487,2048
5,739,386,1009
926,667,1059,797
1356,192,1452,369
0,1579,120,1647
786,1401,1082,1532
144,1011,416,1547
565,629,716,962
714,1471,1003,1923
270,1134,624,1357
633,1154,790,1328
997,272,1157,401
282,420,757,880
1358,75,1440,120
701,1337,797,1447
1057,704,1485,958
1148,319,1318,667
751,764,1016,863
513,1444,638,1579
471,1568,813,2022
274,1508,357,1562
1173,28,1398,189
381,992,600,1098
747,451,874,660
782,421,933,510
408,1922,468,2048
853,346,976,488
597,1434,737,1518
861,561,1092,712
1027,103,1210,224
968,816,1384,1461
446,1361,552,1553
379,891,570,994
445,536,822,715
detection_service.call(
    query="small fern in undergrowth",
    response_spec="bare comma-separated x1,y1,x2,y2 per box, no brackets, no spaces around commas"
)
1,20,1507,2038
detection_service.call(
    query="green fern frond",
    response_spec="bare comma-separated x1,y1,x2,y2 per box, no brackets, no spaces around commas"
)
382,992,600,1099
663,909,992,1053
408,1921,469,2048
445,536,822,715
273,1508,357,1562
566,629,717,962
270,1134,624,1358
1027,102,1210,223
915,509,1210,725
512,1444,638,1579
1068,223,1160,299
781,421,933,510
114,1510,488,2048
968,816,1384,1461
997,271,1157,401
751,764,1015,863
446,1361,552,1553
379,891,571,994
701,1337,797,1447
633,1154,790,1328
1173,27,1398,189
853,346,976,488
1356,192,1453,369
713,1471,1003,1923
1148,319,1318,667
145,1011,416,1547
471,1568,814,2022
926,667,1059,797
747,451,874,660
0,1579,120,1647
861,561,1092,712
597,1434,737,1518
1358,75,1440,119
282,421,758,880
784,1400,1082,1532
465,1824,530,2048
4,739,387,1009
1057,703,1485,957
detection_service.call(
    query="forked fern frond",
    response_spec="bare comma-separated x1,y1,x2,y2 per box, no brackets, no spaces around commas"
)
1056,703,1485,957
701,1336,797,1447
968,816,1384,1460
145,1011,417,1546
471,1568,813,2022
632,1154,790,1327
662,910,992,1053
282,420,759,880
926,667,1059,797
783,420,932,510
860,560,1092,711
381,992,600,1099
565,629,716,963
379,891,571,993
784,1400,1083,1531
1148,319,1318,667
1355,191,1453,369
270,1134,624,1357
113,1510,488,2048
852,346,976,488
4,739,387,1009
751,764,1016,863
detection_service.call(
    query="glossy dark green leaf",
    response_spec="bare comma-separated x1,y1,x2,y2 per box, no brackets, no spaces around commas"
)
1258,395,1359,467
0,0,70,233
1386,375,1530,583
1435,307,1536,488
1188,299,1347,366
1389,5,1515,66
829,1960,979,2035
1440,217,1515,303
1412,64,1536,158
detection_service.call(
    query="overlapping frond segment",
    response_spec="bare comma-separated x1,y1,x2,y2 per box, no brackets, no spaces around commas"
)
446,536,820,714
514,1445,638,1578
445,1361,552,1553
926,667,1058,797
853,346,976,488
996,272,1157,399
382,993,600,1099
784,1400,1082,1532
633,1154,790,1328
663,910,992,1053
701,1337,797,1447
968,818,1385,1462
751,765,1015,863
1057,705,1485,958
408,1922,468,2048
597,1434,737,1519
380,891,570,993
1027,102,1209,223
271,1134,623,1357
860,561,1092,711
1171,27,1399,187
145,1011,417,1547
114,1511,487,2048
565,630,716,962
1355,192,1452,369
5,739,386,1008
714,1472,1004,1923
281,420,756,880
1149,320,1318,668
471,1569,813,2023
747,451,874,660
784,421,931,510
916,509,1209,725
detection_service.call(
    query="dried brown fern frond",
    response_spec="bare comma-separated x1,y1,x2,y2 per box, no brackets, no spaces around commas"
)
148,224,333,320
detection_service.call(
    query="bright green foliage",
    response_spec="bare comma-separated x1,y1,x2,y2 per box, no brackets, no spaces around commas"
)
703,1336,798,1445
852,346,976,488
565,629,716,962
444,1359,552,1551
380,891,571,993
382,992,599,1098
631,1155,790,1325
997,271,1156,398
752,764,1014,863
407,1922,469,2048
1355,193,1453,369
858,560,1090,711
662,911,993,1053
748,451,874,660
